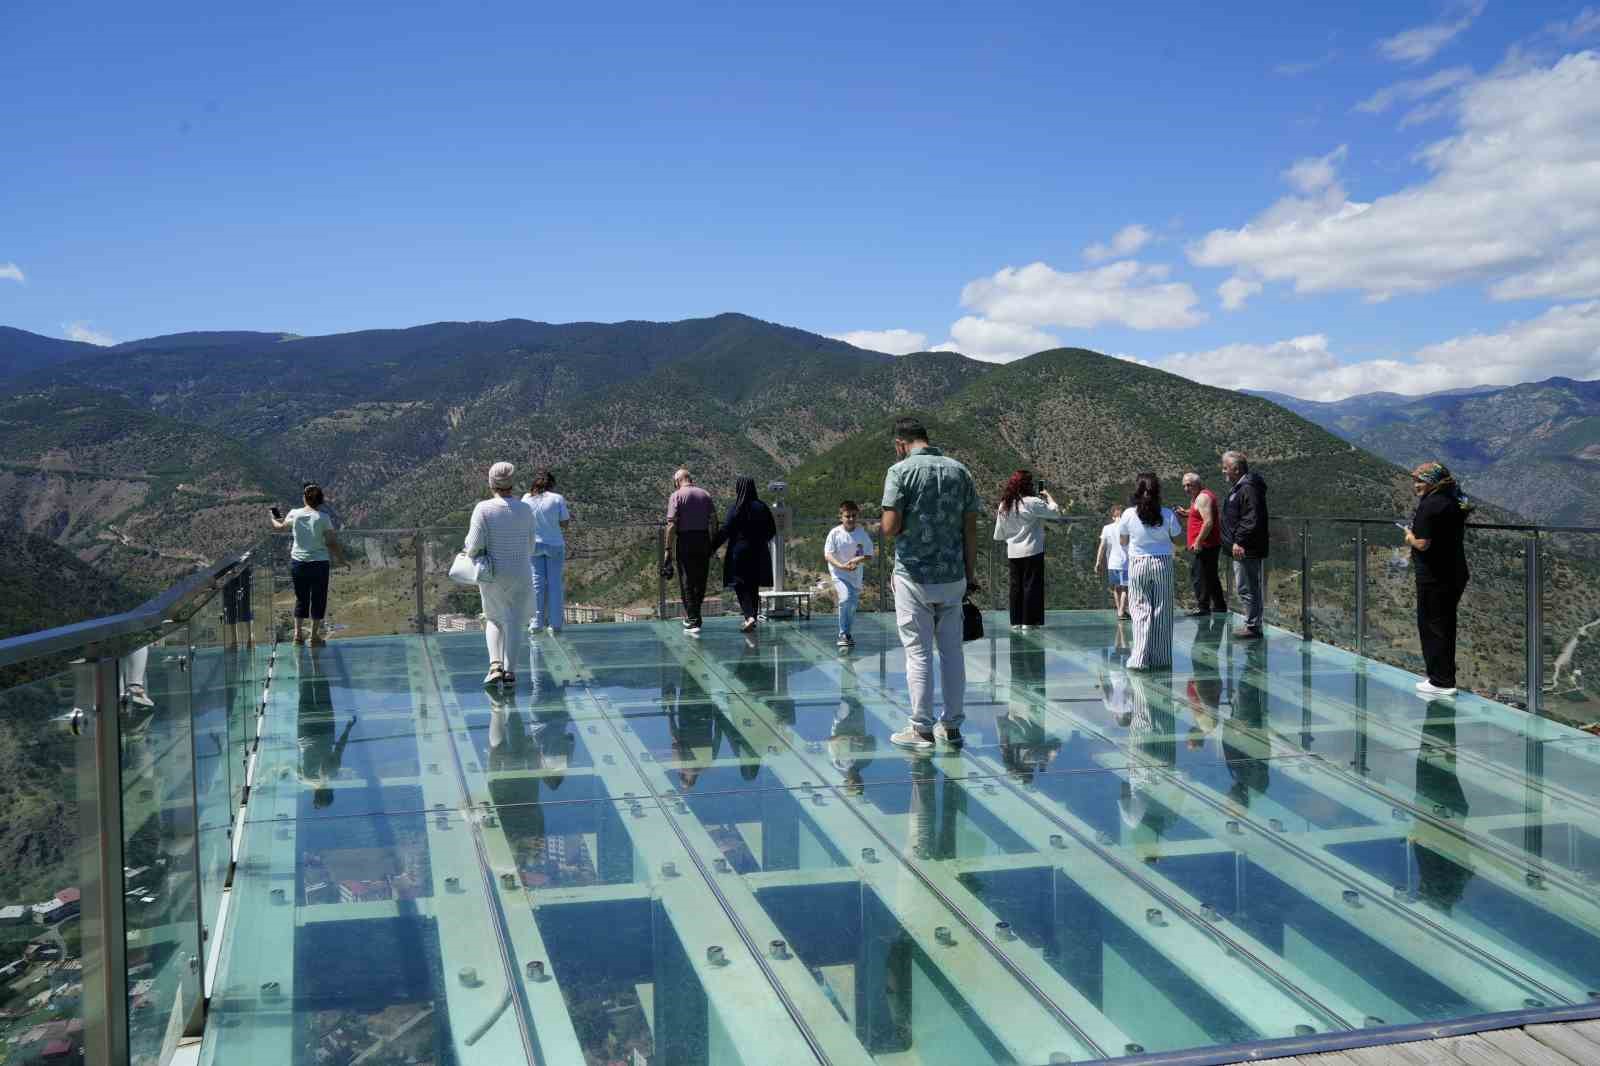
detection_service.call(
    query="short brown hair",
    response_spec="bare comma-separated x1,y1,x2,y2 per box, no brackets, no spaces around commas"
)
838,500,859,513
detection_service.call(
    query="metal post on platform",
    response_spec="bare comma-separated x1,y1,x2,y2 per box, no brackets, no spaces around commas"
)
1354,524,1367,657
414,534,426,635
1299,521,1311,642
1525,530,1542,714
77,656,128,1066
768,481,789,593
658,524,669,621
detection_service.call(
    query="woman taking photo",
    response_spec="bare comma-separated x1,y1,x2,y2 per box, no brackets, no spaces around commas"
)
269,482,347,646
464,462,537,686
993,470,1060,630
1404,462,1473,697
1118,473,1183,669
522,469,572,636
711,477,777,632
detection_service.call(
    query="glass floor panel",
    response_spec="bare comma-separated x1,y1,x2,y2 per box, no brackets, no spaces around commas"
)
203,611,1600,1065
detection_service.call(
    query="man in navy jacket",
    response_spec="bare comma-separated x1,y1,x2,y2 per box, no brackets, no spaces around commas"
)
1219,451,1268,638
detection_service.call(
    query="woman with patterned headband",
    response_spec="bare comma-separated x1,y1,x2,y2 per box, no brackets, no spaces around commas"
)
1403,462,1475,698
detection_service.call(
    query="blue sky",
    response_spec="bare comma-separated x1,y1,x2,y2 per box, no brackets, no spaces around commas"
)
3,0,1599,398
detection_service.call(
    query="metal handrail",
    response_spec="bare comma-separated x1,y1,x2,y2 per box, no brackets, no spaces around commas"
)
0,544,258,671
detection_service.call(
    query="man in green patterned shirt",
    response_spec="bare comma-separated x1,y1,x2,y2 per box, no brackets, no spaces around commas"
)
880,416,982,751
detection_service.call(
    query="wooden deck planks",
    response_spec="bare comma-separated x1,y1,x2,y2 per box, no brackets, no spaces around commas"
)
1527,1023,1600,1064
1258,1020,1600,1066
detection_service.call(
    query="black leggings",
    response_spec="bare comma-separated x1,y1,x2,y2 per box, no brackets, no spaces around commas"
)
291,560,331,620
1008,553,1045,626
733,581,761,621
1417,579,1466,688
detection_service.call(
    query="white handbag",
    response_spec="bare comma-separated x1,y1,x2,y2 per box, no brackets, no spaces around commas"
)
448,520,496,586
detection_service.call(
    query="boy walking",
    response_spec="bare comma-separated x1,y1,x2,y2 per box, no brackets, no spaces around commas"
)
824,501,875,648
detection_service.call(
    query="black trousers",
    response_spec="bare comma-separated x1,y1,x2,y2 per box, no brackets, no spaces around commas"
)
1190,546,1227,613
1417,579,1466,688
675,531,711,626
733,580,760,621
1008,553,1045,626
291,560,330,620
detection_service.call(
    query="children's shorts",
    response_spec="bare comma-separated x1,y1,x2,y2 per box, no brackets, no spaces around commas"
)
1107,567,1128,588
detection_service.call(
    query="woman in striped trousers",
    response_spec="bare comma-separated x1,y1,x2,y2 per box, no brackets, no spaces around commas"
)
1118,473,1184,669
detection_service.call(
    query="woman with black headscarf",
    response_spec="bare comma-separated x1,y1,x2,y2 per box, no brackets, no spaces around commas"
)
1404,461,1474,697
711,476,777,631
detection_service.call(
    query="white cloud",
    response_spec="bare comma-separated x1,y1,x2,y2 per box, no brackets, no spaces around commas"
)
1355,66,1474,114
1376,0,1486,64
829,328,929,355
1282,145,1347,195
1144,302,1600,401
0,262,23,283
1083,224,1153,263
1189,52,1600,303
1218,277,1263,311
1274,51,1338,76
64,322,114,346
1544,6,1600,41
932,317,1060,363
958,260,1206,331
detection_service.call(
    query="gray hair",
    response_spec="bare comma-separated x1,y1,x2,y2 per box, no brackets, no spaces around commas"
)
1221,451,1248,472
488,461,516,491
1182,471,1202,487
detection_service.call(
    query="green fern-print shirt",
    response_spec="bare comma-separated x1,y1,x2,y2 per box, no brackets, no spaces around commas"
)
881,445,981,584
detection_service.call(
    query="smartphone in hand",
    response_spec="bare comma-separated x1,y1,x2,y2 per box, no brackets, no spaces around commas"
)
270,506,284,521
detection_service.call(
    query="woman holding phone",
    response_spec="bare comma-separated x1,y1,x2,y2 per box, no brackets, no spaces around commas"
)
269,482,347,645
1403,462,1473,697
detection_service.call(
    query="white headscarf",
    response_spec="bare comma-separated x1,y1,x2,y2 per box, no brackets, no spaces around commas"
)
488,462,516,491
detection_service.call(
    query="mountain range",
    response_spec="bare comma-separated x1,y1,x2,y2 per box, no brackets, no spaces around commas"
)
1249,378,1600,527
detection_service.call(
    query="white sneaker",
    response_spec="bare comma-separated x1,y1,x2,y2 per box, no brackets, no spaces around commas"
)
889,728,935,752
686,625,702,637
1416,680,1458,697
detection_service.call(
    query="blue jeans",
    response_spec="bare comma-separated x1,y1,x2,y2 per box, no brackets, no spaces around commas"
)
834,578,861,635
531,544,566,631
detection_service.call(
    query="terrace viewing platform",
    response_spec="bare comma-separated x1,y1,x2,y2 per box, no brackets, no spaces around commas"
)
3,519,1600,1066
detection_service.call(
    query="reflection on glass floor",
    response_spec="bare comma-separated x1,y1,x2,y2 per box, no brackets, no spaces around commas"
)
201,611,1600,1066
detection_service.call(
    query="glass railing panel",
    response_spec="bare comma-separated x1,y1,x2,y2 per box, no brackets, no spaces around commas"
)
120,626,204,1063
1363,520,1423,682
1307,521,1358,649
1458,529,1530,705
1259,520,1304,634
563,522,668,623
1539,529,1600,729
0,666,95,1064
185,614,238,968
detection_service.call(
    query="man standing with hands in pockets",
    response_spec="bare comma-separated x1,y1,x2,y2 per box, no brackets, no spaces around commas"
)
880,417,982,752
1219,451,1268,639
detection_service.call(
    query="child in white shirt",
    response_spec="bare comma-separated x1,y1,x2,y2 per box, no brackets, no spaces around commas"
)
823,501,875,648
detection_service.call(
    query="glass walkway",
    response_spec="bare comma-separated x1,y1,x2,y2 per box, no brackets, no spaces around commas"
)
198,610,1600,1066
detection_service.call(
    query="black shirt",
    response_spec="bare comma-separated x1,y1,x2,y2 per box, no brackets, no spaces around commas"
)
1411,491,1469,585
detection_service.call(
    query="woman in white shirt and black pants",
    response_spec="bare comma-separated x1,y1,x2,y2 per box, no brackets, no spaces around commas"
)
1119,473,1184,669
993,470,1061,629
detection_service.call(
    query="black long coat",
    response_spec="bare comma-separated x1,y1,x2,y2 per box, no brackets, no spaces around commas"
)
711,501,776,589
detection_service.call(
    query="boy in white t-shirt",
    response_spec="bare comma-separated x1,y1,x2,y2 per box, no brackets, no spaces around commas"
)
1094,503,1130,619
823,500,875,649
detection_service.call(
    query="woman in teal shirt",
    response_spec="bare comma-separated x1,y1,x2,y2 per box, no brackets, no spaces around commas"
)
269,482,347,645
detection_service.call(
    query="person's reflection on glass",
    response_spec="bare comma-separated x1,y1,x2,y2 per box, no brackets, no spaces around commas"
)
827,696,877,795
488,685,533,771
1184,615,1225,750
297,649,355,810
121,644,154,709
905,758,961,861
1219,633,1269,808
1410,696,1473,911
532,710,576,793
1120,672,1179,853
667,700,715,790
999,639,1056,783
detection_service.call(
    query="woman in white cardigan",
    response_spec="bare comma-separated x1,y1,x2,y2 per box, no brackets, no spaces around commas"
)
993,470,1061,630
464,462,537,686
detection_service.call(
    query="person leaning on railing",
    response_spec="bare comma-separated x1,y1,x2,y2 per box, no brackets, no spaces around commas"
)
269,482,347,646
1404,462,1474,698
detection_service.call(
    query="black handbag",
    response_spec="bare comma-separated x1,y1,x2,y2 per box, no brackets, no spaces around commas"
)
659,557,676,579
962,597,984,642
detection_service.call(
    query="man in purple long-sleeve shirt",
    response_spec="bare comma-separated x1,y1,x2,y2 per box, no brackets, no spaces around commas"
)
663,468,719,634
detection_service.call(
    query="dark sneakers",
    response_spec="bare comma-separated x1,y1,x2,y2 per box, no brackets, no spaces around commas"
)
1232,627,1263,639
934,723,964,747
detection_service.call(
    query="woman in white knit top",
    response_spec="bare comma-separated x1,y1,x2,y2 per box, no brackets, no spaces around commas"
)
464,462,537,685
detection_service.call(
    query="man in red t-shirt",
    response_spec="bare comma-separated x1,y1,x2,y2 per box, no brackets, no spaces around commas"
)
1176,472,1227,616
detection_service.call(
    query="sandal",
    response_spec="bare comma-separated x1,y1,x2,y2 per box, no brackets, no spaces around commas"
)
482,661,505,686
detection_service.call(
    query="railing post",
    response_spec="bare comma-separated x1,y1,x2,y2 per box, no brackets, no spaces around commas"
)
658,524,669,621
77,656,128,1066
1299,520,1311,642
1526,530,1542,714
414,533,426,635
1354,524,1367,657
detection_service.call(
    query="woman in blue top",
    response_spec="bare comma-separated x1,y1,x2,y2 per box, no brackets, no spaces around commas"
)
522,470,572,635
269,482,347,646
